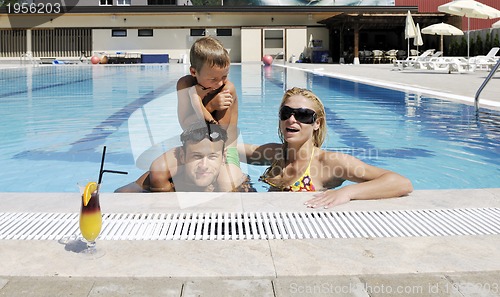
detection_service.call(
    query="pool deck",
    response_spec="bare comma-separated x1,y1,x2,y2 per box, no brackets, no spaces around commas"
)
290,62,500,110
1,63,500,296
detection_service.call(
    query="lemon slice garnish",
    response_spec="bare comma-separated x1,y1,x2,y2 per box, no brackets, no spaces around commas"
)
83,182,98,206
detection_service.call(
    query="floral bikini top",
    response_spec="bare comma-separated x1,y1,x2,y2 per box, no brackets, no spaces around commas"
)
259,148,316,192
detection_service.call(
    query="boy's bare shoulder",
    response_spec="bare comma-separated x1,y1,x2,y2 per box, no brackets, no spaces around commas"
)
177,75,194,90
224,80,236,89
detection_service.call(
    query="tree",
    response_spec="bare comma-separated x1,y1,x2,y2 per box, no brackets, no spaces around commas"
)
459,37,467,56
494,33,500,48
485,32,492,52
474,34,483,56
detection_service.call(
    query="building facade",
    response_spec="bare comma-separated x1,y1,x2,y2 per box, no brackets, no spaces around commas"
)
0,1,499,62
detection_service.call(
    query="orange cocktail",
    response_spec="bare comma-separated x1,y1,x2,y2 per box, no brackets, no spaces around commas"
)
80,193,102,242
79,182,102,252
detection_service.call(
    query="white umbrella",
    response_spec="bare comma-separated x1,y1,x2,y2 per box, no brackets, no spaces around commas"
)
405,10,417,58
493,20,500,29
414,23,424,52
421,23,464,53
438,0,500,57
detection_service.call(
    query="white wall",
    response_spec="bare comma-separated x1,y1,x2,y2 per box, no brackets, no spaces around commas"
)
93,28,242,62
241,28,262,62
307,27,330,52
286,27,307,62
1,13,325,62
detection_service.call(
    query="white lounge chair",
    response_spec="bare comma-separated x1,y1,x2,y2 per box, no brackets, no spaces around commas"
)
413,51,443,69
393,49,435,70
426,57,475,73
469,47,499,71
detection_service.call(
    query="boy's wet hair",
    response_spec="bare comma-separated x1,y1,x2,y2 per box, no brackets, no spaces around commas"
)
180,121,227,149
190,36,230,72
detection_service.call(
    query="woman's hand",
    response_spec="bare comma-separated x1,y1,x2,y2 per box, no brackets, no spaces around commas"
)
304,189,351,209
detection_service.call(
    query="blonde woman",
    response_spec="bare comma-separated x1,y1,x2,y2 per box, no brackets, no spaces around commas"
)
239,87,413,208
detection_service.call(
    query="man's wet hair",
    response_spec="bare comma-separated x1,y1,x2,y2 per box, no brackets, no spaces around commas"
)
180,121,227,150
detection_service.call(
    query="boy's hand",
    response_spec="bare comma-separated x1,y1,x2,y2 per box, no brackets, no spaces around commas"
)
208,90,233,112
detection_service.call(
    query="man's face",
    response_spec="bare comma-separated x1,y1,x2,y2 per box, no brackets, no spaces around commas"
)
182,138,225,189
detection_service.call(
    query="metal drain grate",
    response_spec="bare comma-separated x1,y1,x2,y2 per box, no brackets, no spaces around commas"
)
1,208,499,241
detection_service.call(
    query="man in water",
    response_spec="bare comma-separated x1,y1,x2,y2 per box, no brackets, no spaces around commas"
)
115,122,229,192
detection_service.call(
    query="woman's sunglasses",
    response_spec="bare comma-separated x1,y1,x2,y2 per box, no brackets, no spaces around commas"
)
279,105,317,124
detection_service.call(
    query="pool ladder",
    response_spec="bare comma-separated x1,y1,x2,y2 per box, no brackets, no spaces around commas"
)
273,51,285,65
474,59,500,113
20,52,39,66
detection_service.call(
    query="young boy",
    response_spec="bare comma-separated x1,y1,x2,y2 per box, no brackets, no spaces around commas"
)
148,36,246,192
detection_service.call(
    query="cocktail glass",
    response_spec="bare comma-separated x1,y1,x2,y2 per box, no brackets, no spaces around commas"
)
74,146,127,258
77,180,104,259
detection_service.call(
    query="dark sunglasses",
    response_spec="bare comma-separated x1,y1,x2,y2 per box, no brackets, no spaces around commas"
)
279,105,317,124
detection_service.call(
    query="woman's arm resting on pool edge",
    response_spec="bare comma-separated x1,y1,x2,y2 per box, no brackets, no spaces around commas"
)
305,152,413,208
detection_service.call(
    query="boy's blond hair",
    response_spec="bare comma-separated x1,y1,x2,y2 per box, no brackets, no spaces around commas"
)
190,36,230,72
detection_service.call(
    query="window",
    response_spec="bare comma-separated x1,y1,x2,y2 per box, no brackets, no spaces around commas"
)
112,29,127,37
117,0,131,5
217,29,232,37
190,29,205,37
147,0,176,4
138,29,153,37
99,0,112,6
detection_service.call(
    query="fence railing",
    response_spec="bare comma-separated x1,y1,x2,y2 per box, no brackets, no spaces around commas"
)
0,28,92,58
0,29,26,57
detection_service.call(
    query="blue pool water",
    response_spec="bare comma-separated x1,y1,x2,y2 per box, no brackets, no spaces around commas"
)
0,64,498,192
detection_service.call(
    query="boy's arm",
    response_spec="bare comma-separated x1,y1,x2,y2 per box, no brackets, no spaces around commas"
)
177,78,217,128
213,82,238,145
148,149,179,192
188,85,217,123
225,85,239,146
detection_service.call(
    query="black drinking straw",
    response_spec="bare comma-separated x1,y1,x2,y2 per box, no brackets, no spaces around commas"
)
98,146,107,185
97,146,128,189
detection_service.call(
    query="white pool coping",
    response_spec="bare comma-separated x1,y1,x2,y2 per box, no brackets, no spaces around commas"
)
0,189,499,278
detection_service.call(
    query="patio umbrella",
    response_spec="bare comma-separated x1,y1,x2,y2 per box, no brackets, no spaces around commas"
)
414,23,424,52
308,33,314,48
438,0,500,58
421,23,464,53
493,20,500,28
405,10,417,58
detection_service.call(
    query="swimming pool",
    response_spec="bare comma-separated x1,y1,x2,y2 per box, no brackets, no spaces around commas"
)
0,64,498,192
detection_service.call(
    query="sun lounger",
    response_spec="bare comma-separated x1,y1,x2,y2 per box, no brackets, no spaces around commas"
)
469,47,499,71
413,51,443,69
393,49,435,70
39,57,56,64
426,57,475,73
